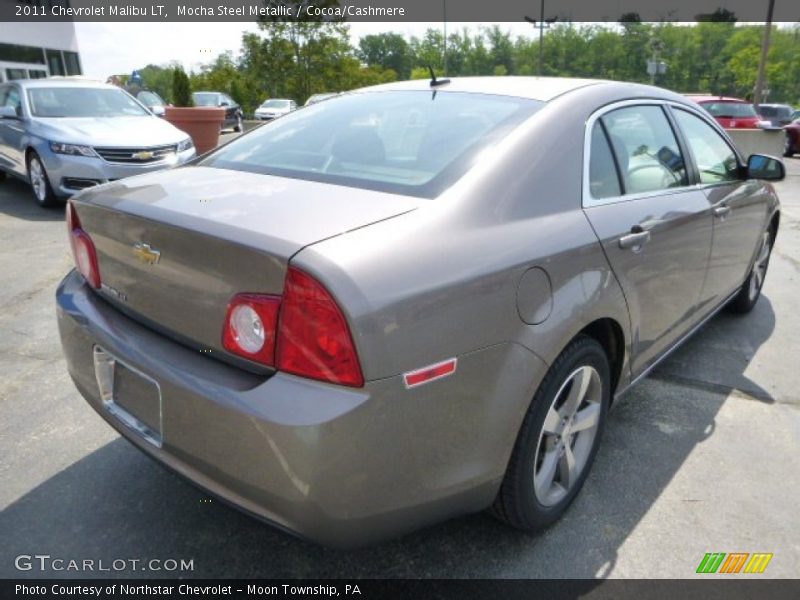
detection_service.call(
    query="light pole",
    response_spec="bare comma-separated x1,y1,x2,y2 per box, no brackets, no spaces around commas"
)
443,0,447,77
753,0,775,108
524,1,557,77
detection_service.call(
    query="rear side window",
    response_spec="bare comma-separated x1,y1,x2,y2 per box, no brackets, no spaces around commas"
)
601,105,688,195
673,109,740,184
589,122,621,199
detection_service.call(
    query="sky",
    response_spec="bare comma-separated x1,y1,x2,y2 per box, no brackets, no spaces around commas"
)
75,22,538,80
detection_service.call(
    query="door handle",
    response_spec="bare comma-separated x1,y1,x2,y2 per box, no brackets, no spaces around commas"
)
713,205,731,218
619,229,651,250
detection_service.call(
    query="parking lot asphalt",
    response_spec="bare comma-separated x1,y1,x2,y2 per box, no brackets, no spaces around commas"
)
0,157,798,579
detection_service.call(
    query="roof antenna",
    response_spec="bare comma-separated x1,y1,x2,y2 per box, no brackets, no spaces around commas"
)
428,65,450,88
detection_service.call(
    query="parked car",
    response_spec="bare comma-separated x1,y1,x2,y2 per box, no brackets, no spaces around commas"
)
305,92,338,106
133,89,168,117
254,98,297,121
756,103,795,127
783,118,800,157
686,95,771,129
192,91,243,132
0,79,195,207
57,77,783,547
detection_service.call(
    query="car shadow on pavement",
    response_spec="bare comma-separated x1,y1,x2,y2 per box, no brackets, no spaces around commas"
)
0,177,65,222
0,297,777,580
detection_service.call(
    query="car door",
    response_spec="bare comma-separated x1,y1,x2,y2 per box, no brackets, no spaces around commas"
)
0,84,26,175
670,107,769,307
583,102,714,377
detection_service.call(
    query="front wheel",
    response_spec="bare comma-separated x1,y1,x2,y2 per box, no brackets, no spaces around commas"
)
27,152,60,208
234,114,243,133
492,335,610,532
783,133,794,158
728,229,773,314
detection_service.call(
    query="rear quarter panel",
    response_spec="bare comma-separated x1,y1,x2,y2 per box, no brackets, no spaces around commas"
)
294,83,644,393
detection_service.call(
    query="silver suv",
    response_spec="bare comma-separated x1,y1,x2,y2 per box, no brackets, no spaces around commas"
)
0,78,195,207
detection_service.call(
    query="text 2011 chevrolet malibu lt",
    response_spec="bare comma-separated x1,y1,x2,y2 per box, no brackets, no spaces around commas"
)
57,77,783,546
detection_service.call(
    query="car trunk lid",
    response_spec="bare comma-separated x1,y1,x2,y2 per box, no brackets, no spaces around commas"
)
72,166,420,369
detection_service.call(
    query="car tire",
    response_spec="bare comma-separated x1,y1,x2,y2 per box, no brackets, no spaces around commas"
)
783,132,794,158
234,114,243,133
27,152,60,208
491,334,610,532
728,228,773,314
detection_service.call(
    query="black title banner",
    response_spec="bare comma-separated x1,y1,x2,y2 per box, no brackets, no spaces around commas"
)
2,0,800,22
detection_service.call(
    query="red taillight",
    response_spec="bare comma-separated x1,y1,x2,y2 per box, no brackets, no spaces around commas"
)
276,267,364,388
222,268,364,387
67,202,101,289
222,294,281,365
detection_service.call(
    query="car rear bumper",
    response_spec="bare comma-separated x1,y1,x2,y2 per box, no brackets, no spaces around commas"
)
41,147,196,197
56,270,545,546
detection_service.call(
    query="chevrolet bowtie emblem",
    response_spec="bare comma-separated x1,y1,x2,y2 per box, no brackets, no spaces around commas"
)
132,150,154,160
133,242,160,265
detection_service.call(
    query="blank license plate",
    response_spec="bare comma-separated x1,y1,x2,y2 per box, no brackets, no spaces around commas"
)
93,346,162,447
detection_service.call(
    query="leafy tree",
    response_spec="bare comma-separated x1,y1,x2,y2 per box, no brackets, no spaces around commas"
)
358,33,412,79
172,67,193,107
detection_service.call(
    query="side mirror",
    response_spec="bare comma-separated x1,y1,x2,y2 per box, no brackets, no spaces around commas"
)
220,101,229,107
747,154,785,181
0,106,19,119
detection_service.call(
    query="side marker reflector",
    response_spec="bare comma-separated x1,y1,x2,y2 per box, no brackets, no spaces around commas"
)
403,358,457,389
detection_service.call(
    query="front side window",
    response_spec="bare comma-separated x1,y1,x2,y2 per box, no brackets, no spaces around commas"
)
27,87,150,118
4,87,21,113
673,109,740,184
201,91,542,198
601,105,688,195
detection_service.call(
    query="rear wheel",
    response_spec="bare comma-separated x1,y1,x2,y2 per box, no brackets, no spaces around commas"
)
492,335,610,531
27,152,60,208
728,229,773,314
784,132,794,157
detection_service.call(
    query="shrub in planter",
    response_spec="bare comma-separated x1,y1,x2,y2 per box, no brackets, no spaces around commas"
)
164,67,224,154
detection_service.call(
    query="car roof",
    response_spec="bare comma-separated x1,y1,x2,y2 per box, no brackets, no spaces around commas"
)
9,77,116,89
685,95,749,104
356,76,617,102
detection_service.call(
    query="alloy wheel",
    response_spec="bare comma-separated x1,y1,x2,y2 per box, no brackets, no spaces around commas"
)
749,231,771,300
533,365,602,507
29,157,47,203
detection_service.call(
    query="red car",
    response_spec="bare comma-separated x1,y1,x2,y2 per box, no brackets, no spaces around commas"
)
686,95,770,129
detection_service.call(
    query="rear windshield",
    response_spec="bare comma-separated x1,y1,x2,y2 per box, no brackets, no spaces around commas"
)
700,101,758,119
27,87,149,118
193,93,220,106
201,90,542,198
758,105,792,118
262,99,290,108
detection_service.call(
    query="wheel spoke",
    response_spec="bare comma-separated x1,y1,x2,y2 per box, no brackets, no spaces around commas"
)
542,406,562,435
562,367,591,418
535,448,559,499
571,403,600,433
558,444,577,489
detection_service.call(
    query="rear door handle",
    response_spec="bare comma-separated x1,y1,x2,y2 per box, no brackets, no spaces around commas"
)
713,205,731,218
619,229,651,250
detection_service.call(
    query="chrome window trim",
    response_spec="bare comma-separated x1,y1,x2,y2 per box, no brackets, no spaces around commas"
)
582,98,739,208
